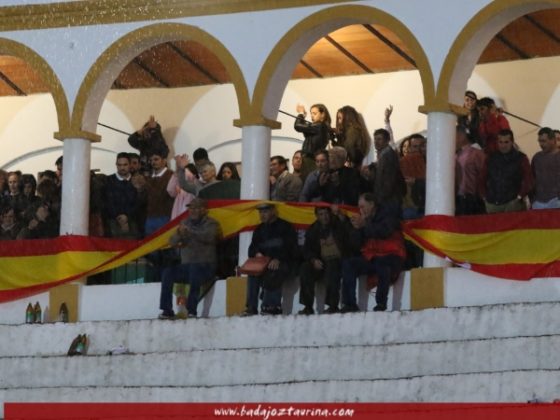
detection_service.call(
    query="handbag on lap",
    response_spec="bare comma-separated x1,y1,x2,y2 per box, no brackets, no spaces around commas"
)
238,256,271,276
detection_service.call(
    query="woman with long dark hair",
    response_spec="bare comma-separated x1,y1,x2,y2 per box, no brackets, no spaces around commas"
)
217,162,241,181
333,105,370,167
294,103,332,180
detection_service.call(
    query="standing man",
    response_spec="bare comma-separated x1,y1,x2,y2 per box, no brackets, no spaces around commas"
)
340,193,405,313
531,127,560,209
291,150,303,179
299,149,330,202
243,203,298,316
103,152,139,238
158,198,221,319
144,151,174,282
372,128,404,214
270,155,302,202
481,129,533,214
128,153,142,176
145,151,174,236
128,115,170,176
455,125,486,215
477,97,510,154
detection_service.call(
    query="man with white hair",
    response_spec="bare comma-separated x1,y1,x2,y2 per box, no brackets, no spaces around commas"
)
320,146,361,205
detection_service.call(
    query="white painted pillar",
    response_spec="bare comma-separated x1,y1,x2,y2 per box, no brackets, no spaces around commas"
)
59,138,91,236
423,112,456,268
238,125,271,264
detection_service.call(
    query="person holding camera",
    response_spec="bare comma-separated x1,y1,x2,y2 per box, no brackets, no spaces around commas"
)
128,115,170,176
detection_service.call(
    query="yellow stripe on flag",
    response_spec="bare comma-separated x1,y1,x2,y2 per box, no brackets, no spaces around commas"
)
415,228,560,265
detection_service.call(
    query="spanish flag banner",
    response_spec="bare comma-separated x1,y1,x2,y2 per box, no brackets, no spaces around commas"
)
0,200,354,303
403,209,560,280
3,202,557,304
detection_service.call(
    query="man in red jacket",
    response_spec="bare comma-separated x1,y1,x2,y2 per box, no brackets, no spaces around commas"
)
340,193,405,313
477,97,510,154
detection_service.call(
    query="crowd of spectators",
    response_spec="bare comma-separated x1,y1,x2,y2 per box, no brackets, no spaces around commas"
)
1,102,557,317
455,91,560,215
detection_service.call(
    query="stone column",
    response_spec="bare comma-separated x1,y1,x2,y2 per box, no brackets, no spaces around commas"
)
238,125,272,264
59,137,92,236
423,111,456,267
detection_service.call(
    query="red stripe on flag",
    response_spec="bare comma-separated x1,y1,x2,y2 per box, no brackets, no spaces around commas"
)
0,235,138,257
406,209,560,235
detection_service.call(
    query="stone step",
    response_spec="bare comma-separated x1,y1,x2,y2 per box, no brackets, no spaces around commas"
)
2,335,559,389
2,370,559,404
2,301,560,357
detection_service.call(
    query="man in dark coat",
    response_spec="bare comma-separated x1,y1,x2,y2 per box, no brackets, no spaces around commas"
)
243,202,298,316
341,193,405,313
298,205,355,315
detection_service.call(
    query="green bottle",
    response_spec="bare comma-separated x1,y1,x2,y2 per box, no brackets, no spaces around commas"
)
25,303,34,324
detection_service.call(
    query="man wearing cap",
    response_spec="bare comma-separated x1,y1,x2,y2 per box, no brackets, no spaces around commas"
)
158,198,222,319
243,202,298,315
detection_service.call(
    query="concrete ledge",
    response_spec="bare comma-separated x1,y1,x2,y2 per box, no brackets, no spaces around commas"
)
2,335,560,388
2,301,560,357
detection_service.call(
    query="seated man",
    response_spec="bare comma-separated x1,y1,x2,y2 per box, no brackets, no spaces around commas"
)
298,205,354,315
158,198,221,319
243,202,297,316
341,193,405,312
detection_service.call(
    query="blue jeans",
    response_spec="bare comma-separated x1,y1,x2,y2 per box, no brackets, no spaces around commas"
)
341,255,401,308
246,276,282,312
159,262,215,316
145,216,172,283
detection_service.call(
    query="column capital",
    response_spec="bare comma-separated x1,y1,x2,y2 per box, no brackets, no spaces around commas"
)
54,129,101,143
234,114,281,129
418,102,468,117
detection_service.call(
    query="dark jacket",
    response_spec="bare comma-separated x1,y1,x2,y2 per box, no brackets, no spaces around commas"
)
303,215,356,262
103,174,138,219
373,146,405,207
320,167,362,206
249,217,297,264
350,204,402,252
482,149,533,205
127,124,169,174
294,115,330,157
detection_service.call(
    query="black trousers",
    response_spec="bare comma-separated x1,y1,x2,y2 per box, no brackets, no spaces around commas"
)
299,258,342,309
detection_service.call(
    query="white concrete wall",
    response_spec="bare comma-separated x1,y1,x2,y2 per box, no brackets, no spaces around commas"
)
0,56,556,176
3,268,560,325
2,300,560,412
0,273,407,324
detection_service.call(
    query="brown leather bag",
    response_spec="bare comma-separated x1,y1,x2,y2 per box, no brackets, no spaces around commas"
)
239,256,271,276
